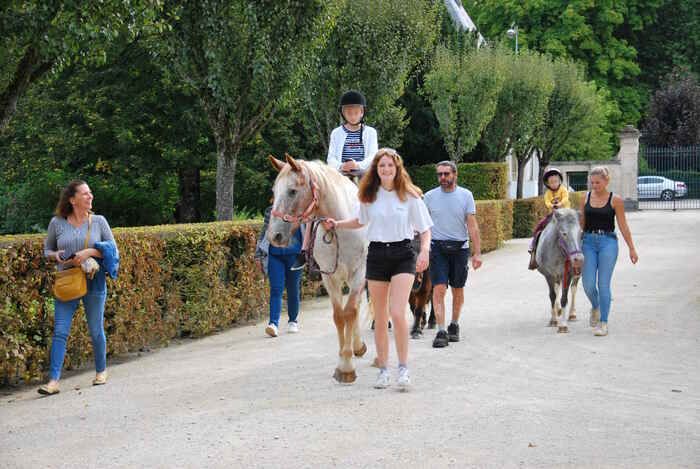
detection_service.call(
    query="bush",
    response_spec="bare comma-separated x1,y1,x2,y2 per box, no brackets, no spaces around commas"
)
408,162,508,200
0,221,273,384
475,199,513,252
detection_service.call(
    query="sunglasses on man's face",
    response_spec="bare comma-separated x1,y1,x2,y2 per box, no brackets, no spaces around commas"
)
437,172,453,177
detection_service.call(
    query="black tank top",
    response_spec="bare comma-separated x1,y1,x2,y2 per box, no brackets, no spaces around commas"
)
584,192,616,232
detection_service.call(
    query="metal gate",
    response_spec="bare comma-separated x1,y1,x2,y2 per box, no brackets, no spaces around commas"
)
638,145,700,210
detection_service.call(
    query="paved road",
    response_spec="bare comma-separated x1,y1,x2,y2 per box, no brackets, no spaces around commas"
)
1,210,699,468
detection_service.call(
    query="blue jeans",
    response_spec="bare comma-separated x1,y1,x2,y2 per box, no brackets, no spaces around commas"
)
49,273,107,380
582,232,619,323
267,252,302,327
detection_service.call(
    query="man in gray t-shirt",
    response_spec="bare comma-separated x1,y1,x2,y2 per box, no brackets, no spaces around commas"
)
423,161,482,348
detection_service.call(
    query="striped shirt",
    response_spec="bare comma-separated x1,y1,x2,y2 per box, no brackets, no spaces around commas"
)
44,215,116,271
341,126,364,163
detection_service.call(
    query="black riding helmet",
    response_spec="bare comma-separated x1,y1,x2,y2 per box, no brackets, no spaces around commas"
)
338,90,366,144
338,90,367,122
542,167,564,189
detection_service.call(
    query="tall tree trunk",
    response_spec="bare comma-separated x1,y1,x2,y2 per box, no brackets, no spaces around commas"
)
205,103,238,221
175,167,201,223
215,143,237,221
0,46,52,132
537,152,550,196
516,154,526,199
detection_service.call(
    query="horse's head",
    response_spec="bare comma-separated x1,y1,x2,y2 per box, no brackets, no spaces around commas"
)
267,153,317,247
551,208,584,274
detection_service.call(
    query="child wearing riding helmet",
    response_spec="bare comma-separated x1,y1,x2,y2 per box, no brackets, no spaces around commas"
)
528,168,571,270
327,90,379,178
291,90,379,271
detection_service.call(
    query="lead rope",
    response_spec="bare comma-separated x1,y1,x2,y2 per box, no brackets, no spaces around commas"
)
307,217,339,276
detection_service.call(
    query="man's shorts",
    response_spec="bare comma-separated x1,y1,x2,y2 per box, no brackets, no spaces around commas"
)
429,240,470,288
366,239,416,282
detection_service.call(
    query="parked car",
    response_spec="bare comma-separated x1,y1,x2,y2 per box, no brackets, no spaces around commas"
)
637,176,688,200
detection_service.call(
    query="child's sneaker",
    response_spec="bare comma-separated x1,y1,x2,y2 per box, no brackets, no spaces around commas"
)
265,323,279,337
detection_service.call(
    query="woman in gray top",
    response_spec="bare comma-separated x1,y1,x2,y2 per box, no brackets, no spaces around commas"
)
39,180,116,395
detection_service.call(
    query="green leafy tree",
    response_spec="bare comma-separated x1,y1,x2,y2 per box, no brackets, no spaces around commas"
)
0,0,164,132
535,58,613,193
0,40,214,233
642,68,700,146
482,49,554,198
295,0,439,157
162,0,330,220
423,44,507,161
462,0,663,130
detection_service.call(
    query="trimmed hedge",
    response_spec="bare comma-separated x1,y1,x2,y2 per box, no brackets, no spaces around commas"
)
0,221,271,384
408,162,508,200
476,199,513,253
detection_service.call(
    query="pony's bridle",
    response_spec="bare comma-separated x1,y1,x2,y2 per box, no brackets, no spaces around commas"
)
557,231,583,284
270,169,319,224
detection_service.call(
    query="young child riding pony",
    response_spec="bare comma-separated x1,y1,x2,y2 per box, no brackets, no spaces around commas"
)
528,168,570,270
291,90,378,271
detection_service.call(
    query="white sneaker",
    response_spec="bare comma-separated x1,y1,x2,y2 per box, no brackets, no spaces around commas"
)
593,322,608,336
265,323,278,337
288,321,299,333
374,368,390,389
397,366,411,391
590,308,601,327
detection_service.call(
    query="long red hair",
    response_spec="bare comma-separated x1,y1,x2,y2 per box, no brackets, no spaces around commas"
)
357,148,422,203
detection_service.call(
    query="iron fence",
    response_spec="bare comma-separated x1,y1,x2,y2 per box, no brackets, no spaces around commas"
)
638,145,700,210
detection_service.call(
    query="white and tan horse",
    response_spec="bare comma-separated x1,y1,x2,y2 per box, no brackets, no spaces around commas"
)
267,154,368,383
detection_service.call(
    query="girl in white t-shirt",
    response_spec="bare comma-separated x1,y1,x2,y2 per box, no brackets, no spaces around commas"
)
323,148,432,391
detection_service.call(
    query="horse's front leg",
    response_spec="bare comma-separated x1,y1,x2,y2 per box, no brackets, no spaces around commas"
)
558,279,570,333
568,275,580,321
546,277,558,327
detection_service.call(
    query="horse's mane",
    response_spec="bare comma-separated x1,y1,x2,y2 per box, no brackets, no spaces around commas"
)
302,160,358,218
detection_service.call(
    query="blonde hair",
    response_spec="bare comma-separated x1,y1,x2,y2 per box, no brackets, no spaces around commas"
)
358,148,422,203
590,166,610,181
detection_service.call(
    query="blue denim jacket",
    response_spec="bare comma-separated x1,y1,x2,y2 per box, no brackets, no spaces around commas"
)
95,240,120,279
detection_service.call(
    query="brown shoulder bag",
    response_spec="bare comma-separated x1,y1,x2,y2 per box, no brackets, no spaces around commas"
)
52,215,92,302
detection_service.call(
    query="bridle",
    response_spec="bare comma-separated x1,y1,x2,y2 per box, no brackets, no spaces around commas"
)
557,230,583,285
270,167,319,224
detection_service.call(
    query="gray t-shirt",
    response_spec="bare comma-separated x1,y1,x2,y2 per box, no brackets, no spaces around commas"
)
44,215,115,270
424,186,476,247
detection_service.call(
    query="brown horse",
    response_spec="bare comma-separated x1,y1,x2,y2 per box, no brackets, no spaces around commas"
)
267,154,368,383
409,237,435,338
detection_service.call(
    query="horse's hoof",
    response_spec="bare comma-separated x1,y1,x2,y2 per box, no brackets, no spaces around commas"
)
333,368,357,384
548,319,558,327
568,314,578,321
557,326,569,333
427,321,436,330
353,342,367,357
410,330,422,339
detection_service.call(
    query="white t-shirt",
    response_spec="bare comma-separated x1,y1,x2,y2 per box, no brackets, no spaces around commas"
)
357,187,433,242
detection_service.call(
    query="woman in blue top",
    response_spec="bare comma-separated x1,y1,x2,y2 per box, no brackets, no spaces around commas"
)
39,180,117,395
255,206,304,337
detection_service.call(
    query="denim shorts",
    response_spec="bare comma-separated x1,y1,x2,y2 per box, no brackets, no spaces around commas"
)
366,239,416,282
429,240,470,288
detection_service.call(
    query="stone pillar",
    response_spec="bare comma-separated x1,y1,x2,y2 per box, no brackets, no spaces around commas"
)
616,125,640,210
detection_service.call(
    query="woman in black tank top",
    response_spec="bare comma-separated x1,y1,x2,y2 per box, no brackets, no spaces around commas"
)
579,167,638,337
